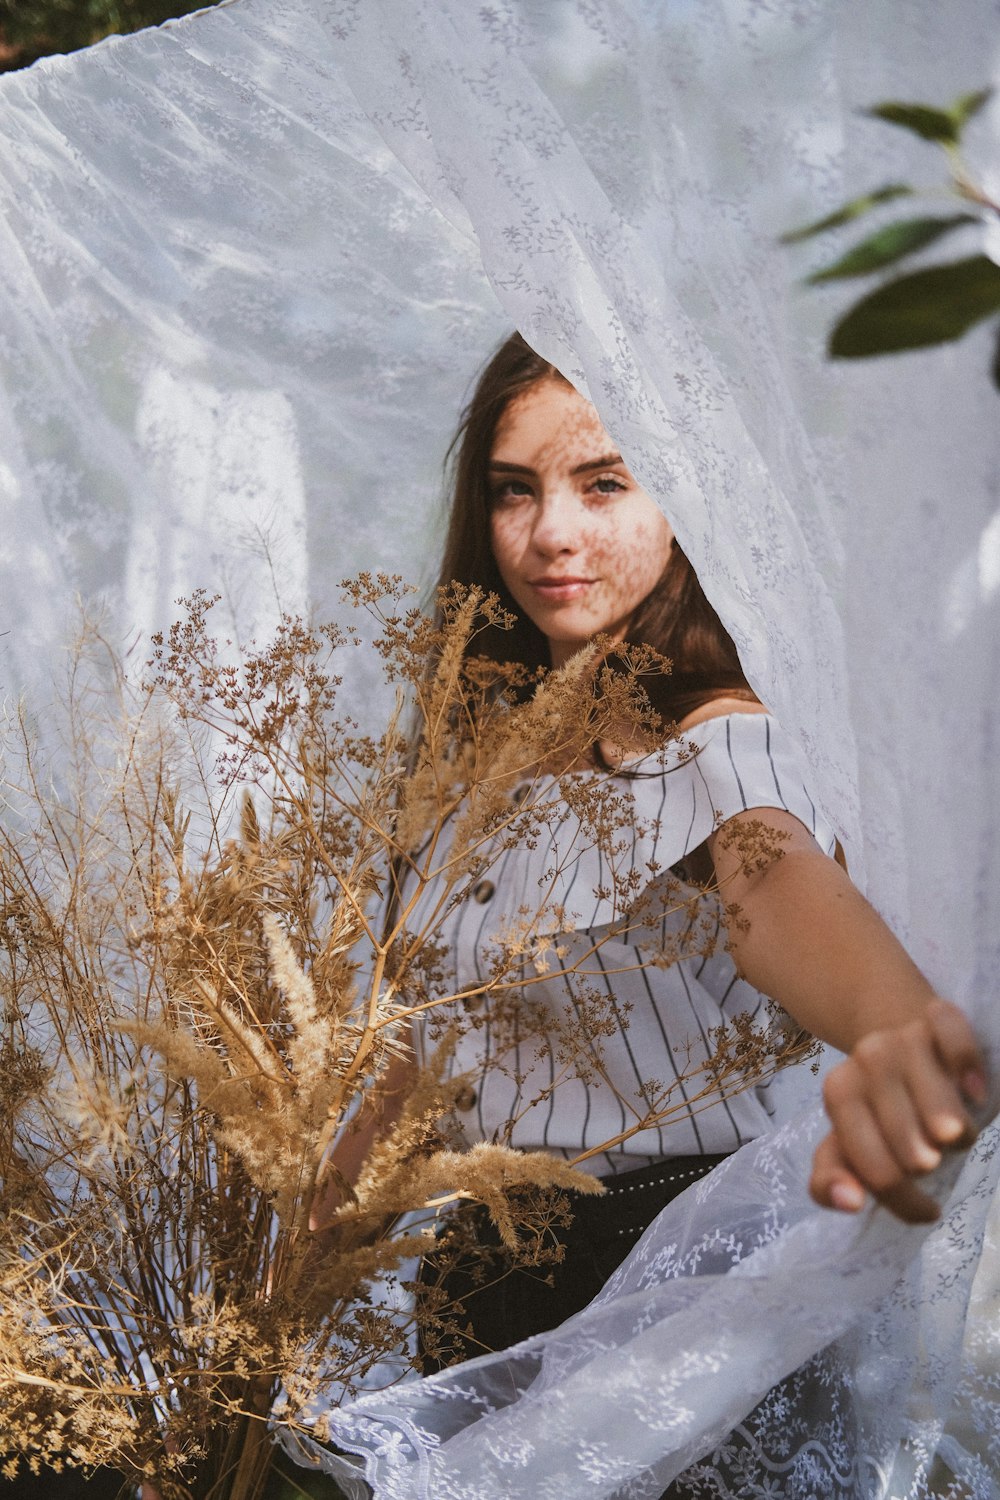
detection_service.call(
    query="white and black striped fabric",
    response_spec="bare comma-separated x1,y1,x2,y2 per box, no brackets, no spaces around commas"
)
411,713,837,1175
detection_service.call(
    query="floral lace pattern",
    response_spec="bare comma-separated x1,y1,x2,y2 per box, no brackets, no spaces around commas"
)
1,2,999,1496
309,1118,1000,1498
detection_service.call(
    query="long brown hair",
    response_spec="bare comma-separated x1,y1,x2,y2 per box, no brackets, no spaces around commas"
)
436,332,756,725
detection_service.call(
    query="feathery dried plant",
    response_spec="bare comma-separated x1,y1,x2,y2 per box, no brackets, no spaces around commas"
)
0,580,814,1499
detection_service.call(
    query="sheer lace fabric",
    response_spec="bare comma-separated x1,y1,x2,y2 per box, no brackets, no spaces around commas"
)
1,2,999,1496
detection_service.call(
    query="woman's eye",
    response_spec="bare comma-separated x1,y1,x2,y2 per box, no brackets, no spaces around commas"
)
591,475,627,496
491,479,534,506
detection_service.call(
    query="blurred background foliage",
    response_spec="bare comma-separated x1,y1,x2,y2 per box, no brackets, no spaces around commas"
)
0,0,211,72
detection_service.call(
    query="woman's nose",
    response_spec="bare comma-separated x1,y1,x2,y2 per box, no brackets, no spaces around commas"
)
529,491,581,555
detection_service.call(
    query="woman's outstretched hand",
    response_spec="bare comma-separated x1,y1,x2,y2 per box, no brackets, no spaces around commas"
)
809,997,986,1223
707,799,989,1228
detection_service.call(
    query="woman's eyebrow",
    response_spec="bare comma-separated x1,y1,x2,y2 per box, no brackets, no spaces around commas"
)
487,453,625,476
571,453,624,474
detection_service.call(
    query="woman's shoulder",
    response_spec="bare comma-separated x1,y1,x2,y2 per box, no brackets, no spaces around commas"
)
602,698,768,771
615,699,834,865
677,696,768,733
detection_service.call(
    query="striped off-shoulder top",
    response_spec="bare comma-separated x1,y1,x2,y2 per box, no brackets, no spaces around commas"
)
409,712,837,1174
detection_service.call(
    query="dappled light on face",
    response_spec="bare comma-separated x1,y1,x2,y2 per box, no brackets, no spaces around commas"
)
488,379,674,667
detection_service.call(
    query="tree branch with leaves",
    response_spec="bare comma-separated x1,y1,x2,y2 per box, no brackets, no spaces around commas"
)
783,87,1000,387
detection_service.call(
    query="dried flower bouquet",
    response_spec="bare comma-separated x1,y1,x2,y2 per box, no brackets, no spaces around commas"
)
0,579,812,1499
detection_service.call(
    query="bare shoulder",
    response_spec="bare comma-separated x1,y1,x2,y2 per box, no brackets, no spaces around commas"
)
678,697,768,732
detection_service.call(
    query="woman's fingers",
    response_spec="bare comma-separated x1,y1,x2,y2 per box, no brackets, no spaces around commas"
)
865,1031,975,1164
813,1000,985,1224
809,1127,941,1224
821,1077,943,1218
924,997,987,1108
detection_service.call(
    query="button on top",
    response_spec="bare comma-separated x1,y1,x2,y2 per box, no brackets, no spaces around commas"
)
473,879,495,904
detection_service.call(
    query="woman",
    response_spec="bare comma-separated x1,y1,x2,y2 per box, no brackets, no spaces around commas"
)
346,332,987,1386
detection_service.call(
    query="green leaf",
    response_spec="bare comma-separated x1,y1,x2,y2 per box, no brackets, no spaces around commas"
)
864,88,993,146
779,184,913,244
829,254,1000,357
867,101,963,145
807,214,979,282
951,87,994,130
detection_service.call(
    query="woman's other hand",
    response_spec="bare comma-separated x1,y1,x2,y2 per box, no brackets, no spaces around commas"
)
809,997,986,1223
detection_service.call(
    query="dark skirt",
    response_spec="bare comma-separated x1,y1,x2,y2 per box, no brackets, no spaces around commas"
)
419,1152,729,1370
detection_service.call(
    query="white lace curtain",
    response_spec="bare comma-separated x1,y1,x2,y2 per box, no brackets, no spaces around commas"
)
1,2,999,1495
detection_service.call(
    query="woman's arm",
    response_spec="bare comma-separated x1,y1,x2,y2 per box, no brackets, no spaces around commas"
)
707,808,986,1223
311,1050,416,1232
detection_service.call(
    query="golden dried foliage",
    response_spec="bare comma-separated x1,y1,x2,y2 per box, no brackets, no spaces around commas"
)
0,581,814,1497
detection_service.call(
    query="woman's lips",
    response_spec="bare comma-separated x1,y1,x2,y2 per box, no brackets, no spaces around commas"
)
528,576,596,602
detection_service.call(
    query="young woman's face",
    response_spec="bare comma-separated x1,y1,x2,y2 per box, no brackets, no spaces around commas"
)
488,378,675,668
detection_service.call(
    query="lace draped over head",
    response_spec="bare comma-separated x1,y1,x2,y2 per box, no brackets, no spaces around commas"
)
1,1,999,1496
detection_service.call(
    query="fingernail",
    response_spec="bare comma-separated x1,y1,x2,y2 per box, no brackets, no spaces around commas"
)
962,1069,987,1106
830,1182,865,1213
936,1115,966,1146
